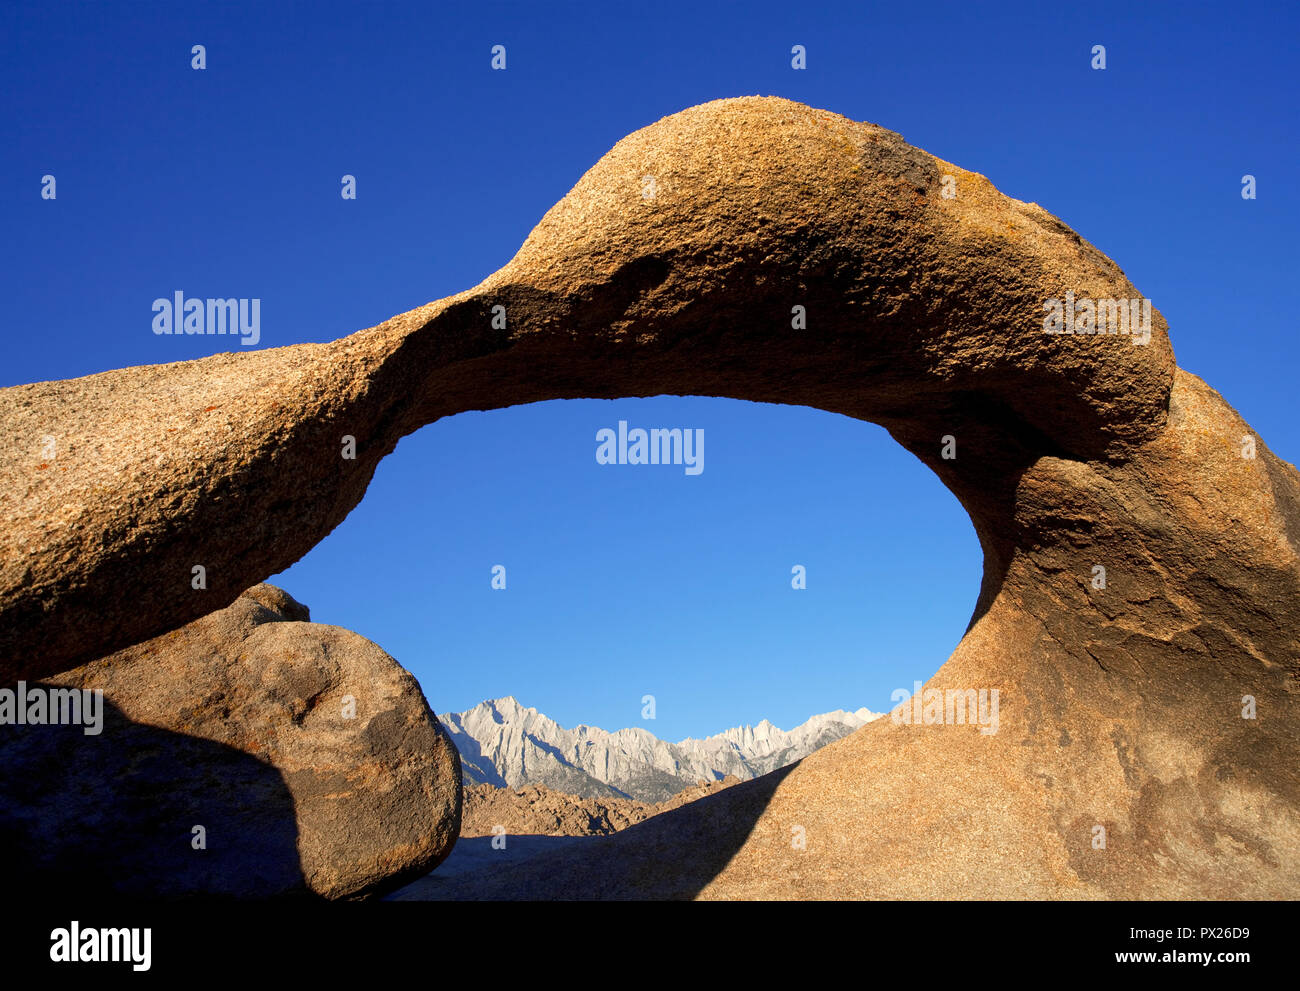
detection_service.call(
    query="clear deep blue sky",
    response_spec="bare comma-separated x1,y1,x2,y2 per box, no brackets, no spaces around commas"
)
3,2,1296,740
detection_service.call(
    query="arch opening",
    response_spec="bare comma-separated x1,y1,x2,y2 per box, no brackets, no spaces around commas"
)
270,394,983,749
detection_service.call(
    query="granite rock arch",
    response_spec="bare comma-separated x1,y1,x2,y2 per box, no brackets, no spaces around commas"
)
2,97,1297,896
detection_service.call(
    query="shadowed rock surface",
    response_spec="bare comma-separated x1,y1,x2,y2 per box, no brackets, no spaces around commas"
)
389,777,744,900
1,692,313,899
0,584,461,899
1,96,1297,897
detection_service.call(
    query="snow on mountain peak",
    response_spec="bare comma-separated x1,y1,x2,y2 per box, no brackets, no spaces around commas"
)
439,699,884,803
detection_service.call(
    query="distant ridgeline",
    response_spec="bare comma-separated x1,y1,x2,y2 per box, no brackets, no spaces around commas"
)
438,697,882,804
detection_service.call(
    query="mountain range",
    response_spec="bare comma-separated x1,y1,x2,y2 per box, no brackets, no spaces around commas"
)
437,697,882,803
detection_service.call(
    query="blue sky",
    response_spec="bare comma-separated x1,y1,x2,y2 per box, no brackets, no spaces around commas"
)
3,1,1296,740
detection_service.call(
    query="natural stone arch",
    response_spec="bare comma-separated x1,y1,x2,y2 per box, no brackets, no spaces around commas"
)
2,97,1297,897
1,96,1177,676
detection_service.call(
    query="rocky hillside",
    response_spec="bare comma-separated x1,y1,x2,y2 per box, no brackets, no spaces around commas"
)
439,697,881,803
459,778,741,837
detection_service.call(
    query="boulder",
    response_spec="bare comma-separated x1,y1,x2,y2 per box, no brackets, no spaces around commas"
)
0,584,461,899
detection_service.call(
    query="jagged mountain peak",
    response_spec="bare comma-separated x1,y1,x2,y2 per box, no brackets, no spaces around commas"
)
439,699,883,803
